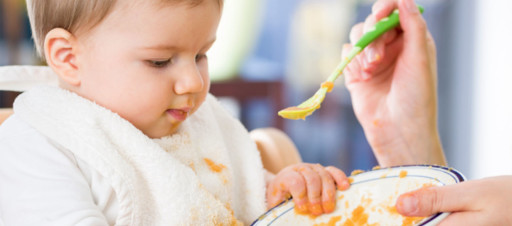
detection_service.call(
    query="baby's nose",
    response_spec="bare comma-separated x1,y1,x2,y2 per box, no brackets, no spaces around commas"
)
174,64,205,95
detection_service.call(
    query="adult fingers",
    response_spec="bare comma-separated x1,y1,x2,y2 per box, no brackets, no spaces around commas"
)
363,13,377,33
438,212,484,226
372,0,398,20
342,43,372,83
396,183,478,217
363,28,398,74
348,23,372,80
349,23,364,46
341,43,359,85
398,0,429,54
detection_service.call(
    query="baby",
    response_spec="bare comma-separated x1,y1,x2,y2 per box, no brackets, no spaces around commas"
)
0,0,349,225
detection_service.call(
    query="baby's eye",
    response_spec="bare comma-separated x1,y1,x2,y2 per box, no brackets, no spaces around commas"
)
146,59,171,68
195,54,207,62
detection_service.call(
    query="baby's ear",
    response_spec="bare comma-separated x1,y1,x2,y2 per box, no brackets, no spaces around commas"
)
44,28,80,86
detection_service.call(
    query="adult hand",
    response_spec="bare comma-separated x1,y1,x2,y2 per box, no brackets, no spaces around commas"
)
342,0,445,166
396,176,512,225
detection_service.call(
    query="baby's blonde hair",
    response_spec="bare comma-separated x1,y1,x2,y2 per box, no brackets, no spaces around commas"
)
26,0,222,58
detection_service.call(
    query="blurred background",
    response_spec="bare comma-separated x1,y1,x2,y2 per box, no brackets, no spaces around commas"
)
2,0,512,180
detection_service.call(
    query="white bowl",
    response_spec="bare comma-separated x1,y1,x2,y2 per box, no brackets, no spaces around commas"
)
252,165,465,226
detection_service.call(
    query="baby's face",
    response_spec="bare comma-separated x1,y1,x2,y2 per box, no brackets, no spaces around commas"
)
73,1,220,138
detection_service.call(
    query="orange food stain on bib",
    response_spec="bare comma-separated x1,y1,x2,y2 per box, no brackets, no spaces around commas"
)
203,158,226,173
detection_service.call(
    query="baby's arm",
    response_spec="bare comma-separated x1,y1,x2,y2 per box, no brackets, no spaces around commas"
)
250,128,302,174
266,164,349,215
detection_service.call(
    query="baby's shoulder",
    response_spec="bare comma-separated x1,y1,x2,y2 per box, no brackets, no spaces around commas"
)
0,114,79,167
0,114,55,148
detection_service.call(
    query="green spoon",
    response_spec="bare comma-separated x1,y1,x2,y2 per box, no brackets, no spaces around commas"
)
278,6,424,120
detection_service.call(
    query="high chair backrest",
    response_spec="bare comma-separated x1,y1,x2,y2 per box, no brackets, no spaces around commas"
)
0,109,13,125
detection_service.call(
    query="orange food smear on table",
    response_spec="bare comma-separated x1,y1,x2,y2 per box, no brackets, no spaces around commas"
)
313,216,342,226
399,170,408,178
321,81,335,92
203,158,226,173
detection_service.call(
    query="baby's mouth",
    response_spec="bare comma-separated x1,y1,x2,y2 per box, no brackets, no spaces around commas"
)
166,108,190,121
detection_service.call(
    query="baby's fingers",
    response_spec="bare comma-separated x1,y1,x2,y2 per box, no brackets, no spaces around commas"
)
311,164,338,214
296,165,324,215
325,166,350,190
267,170,309,212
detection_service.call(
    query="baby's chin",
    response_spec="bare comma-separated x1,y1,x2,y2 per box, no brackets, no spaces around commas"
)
140,122,183,139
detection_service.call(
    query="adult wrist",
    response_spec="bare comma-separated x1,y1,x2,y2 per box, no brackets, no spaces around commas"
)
366,124,446,167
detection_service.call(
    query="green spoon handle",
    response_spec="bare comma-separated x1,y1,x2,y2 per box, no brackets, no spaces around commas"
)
354,5,424,50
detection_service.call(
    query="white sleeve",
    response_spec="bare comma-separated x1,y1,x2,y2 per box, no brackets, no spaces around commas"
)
0,116,110,226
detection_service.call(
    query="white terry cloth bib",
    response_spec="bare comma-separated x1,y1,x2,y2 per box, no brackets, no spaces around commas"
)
8,66,266,225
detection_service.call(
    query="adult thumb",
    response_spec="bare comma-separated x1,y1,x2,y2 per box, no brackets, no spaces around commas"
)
395,184,470,217
398,0,428,52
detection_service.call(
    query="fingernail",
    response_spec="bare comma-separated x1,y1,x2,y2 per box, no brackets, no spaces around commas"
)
361,58,369,70
401,0,419,13
323,201,336,213
295,203,309,214
309,203,323,215
366,48,376,63
373,3,385,15
399,195,418,214
362,72,371,81
339,180,350,190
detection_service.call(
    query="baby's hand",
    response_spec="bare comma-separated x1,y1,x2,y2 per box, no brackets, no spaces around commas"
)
266,163,350,215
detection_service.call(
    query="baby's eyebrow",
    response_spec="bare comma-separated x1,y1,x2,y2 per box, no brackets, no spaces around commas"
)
140,45,179,51
140,38,216,51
